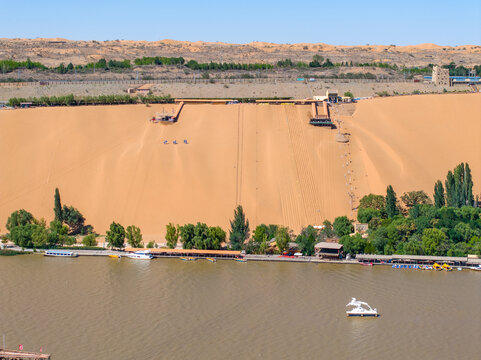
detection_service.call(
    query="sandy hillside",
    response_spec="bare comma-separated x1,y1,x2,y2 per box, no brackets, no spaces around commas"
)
0,104,349,238
1,94,479,239
345,93,481,204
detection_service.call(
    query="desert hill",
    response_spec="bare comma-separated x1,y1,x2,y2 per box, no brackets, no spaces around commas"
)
0,94,480,238
1,38,480,67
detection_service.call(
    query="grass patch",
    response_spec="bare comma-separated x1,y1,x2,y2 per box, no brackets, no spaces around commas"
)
0,249,27,256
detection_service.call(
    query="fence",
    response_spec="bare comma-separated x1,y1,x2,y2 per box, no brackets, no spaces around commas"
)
0,77,415,87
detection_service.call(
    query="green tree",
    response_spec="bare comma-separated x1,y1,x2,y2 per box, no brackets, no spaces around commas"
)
6,209,35,232
179,224,195,249
165,223,179,249
126,225,143,248
359,194,385,211
344,91,354,98
422,228,447,256
445,170,455,207
333,216,353,237
10,224,36,248
54,188,63,222
229,205,250,250
62,205,85,235
401,190,432,209
385,185,398,218
275,226,291,253
48,219,69,246
106,222,125,249
296,226,318,256
32,222,48,248
82,234,98,247
208,226,225,250
320,220,336,239
434,180,445,208
357,208,381,223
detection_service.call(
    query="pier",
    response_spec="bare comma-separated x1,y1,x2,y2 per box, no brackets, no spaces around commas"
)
0,349,50,360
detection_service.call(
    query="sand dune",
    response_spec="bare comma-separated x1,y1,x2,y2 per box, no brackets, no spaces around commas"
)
1,94,479,238
346,93,481,204
0,103,349,238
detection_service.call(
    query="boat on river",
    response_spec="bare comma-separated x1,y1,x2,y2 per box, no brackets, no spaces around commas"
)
44,250,78,257
470,265,481,271
235,258,247,262
180,256,197,261
442,263,453,271
346,298,379,317
126,251,153,260
206,257,216,262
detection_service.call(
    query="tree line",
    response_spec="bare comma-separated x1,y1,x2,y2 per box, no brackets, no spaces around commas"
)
343,163,481,257
7,94,173,107
4,56,479,76
3,163,480,258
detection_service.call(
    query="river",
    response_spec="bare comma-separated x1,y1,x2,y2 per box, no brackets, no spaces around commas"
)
0,255,480,359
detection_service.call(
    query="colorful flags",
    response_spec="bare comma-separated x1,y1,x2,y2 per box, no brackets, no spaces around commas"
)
19,344,23,350
40,347,43,353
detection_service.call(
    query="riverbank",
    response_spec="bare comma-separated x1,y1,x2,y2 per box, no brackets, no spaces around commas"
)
7,246,481,269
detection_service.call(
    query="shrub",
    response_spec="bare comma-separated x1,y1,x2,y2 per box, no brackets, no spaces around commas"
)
82,234,98,247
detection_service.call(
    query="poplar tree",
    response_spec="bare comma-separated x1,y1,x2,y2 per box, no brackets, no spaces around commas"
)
54,188,62,222
229,205,250,250
385,185,398,218
445,171,455,207
434,180,445,208
464,163,474,206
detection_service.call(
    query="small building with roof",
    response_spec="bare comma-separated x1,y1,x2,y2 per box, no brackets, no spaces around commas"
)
314,242,343,258
135,83,154,95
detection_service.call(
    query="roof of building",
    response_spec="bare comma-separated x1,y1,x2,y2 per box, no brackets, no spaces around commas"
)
314,242,343,249
125,247,241,255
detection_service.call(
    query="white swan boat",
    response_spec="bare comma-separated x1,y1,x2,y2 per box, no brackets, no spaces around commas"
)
346,298,379,317
126,250,153,260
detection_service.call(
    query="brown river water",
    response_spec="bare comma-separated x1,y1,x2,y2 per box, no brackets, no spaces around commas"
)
0,255,480,360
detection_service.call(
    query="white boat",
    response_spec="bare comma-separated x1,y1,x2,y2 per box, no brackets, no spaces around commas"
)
469,265,481,271
44,250,79,257
126,250,153,260
346,298,379,317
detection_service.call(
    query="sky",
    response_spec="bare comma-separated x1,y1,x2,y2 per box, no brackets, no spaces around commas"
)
1,0,480,46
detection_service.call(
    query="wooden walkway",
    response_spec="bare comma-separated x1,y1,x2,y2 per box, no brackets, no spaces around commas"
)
0,348,50,359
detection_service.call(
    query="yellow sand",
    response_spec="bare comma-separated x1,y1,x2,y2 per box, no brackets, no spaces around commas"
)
345,93,481,203
1,94,479,239
0,104,348,238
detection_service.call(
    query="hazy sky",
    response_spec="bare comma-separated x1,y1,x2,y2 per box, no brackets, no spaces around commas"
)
1,0,480,45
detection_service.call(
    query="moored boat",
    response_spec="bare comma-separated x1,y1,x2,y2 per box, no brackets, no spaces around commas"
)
235,258,247,262
442,263,453,271
126,251,153,260
346,298,379,317
469,265,481,271
44,250,78,257
206,257,216,262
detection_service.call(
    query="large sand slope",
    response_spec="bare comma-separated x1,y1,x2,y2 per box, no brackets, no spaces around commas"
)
346,93,481,203
1,94,479,238
0,104,349,237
